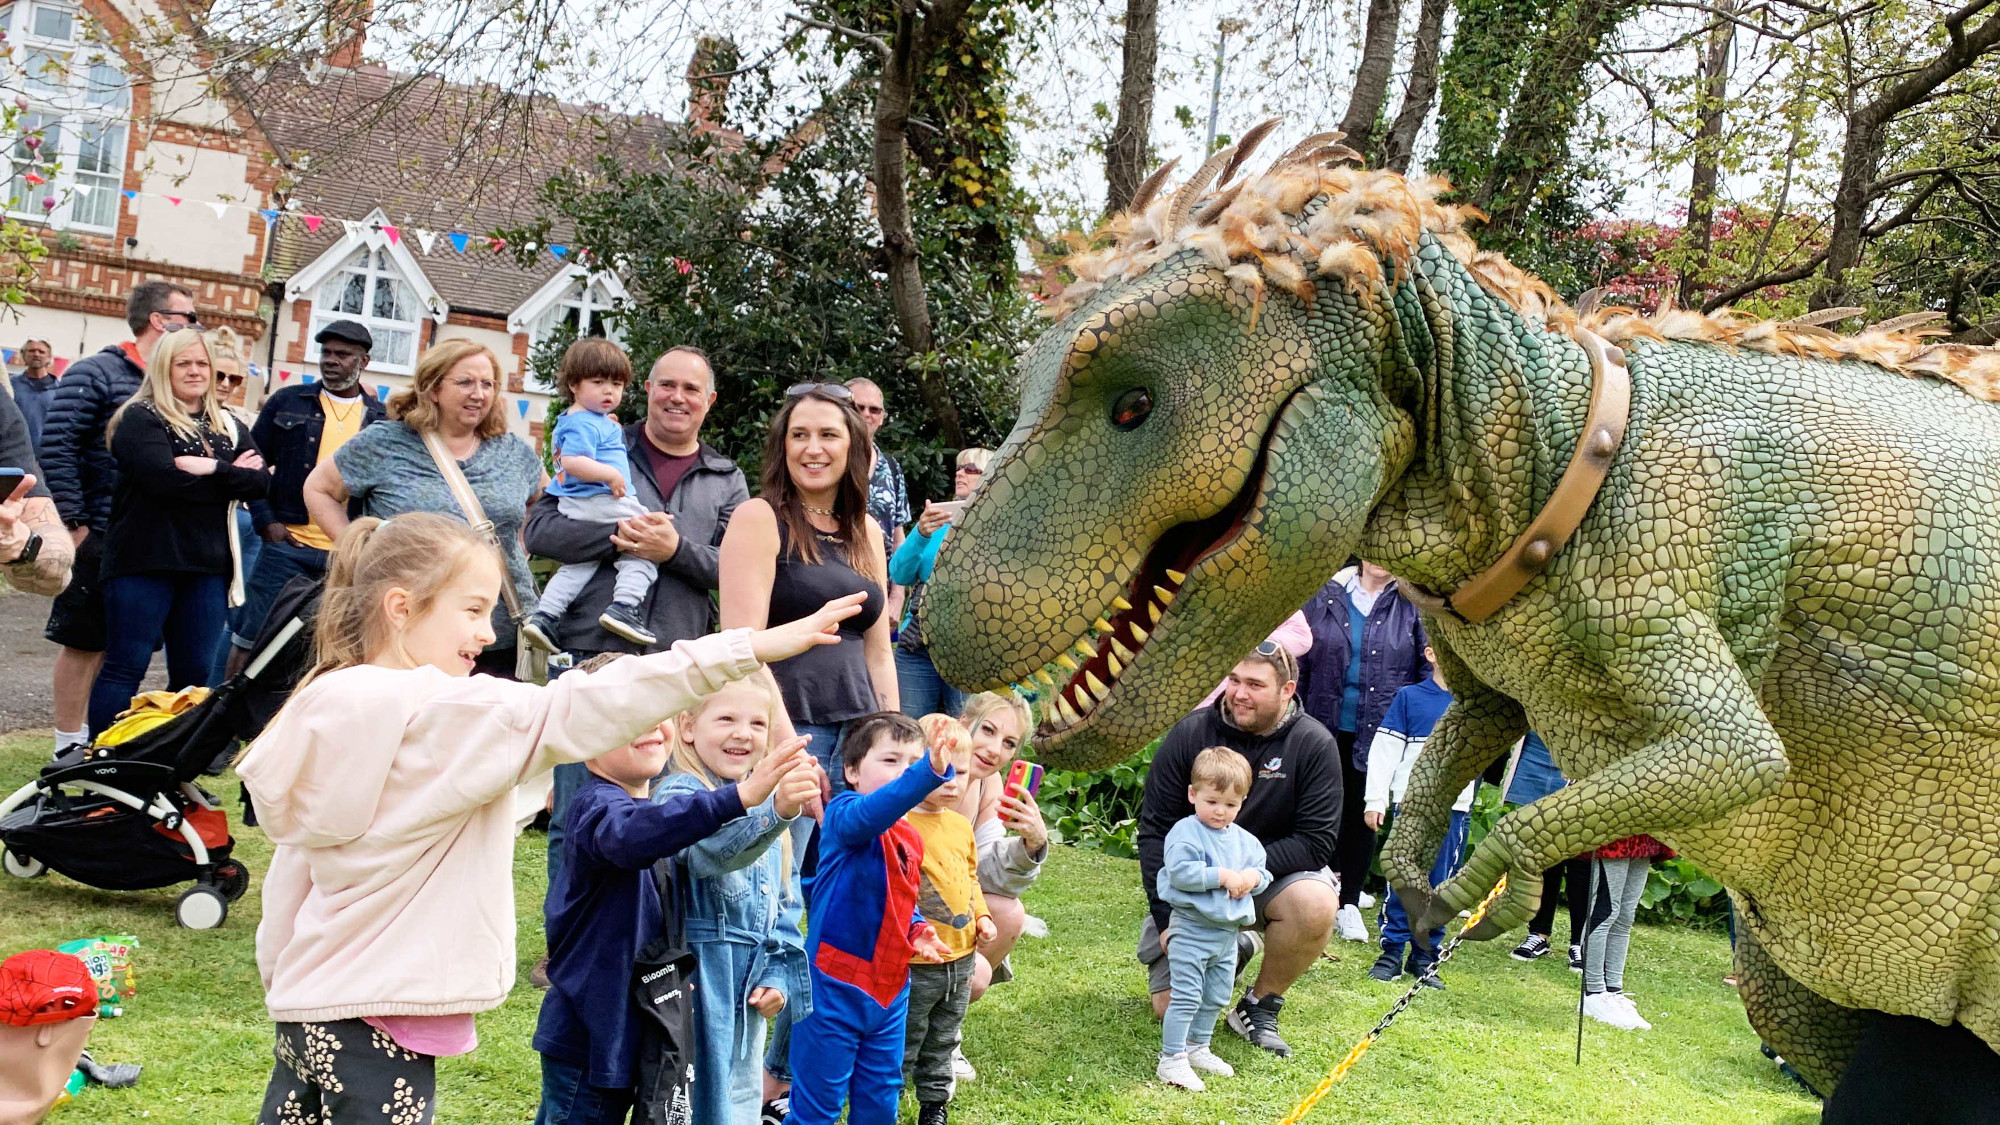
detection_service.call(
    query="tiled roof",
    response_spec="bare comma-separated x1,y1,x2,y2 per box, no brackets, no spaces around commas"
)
237,61,689,319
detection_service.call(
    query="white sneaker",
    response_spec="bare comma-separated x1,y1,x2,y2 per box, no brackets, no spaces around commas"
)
1185,1045,1234,1077
951,1048,977,1082
1357,892,1376,909
1336,904,1369,942
1157,1052,1205,1090
1583,991,1646,1031
1608,992,1652,1030
1021,913,1050,939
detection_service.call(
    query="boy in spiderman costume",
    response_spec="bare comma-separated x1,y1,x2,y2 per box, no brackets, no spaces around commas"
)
788,712,955,1125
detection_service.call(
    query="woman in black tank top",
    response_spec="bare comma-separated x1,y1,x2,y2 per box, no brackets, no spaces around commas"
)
718,385,895,788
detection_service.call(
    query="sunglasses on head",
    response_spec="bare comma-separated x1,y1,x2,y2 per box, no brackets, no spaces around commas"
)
785,382,854,401
1255,640,1281,657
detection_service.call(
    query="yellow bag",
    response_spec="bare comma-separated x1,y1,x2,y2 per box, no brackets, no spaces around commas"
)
93,688,210,749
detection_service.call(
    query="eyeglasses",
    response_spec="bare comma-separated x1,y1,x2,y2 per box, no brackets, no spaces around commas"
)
215,372,245,389
158,310,202,329
785,382,854,400
955,464,983,475
856,404,887,418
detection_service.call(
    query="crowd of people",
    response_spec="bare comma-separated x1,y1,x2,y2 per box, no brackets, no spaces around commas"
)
0,286,1676,1124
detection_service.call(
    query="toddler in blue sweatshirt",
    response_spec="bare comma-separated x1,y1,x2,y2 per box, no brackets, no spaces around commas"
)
1155,747,1271,1091
533,654,822,1125
1362,644,1478,986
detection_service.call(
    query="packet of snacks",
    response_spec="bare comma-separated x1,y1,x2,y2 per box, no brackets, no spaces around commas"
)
55,935,138,1016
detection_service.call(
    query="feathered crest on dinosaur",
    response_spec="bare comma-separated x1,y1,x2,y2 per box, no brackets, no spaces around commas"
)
1052,120,2000,402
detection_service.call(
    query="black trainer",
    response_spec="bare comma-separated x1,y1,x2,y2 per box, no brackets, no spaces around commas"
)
1226,990,1291,1057
520,610,561,653
1511,934,1551,961
599,601,658,646
1568,943,1584,972
1368,948,1404,982
1409,957,1444,989
759,1097,789,1125
918,1102,949,1125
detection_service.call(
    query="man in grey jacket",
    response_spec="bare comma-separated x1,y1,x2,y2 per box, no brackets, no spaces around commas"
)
523,345,747,657
523,345,749,905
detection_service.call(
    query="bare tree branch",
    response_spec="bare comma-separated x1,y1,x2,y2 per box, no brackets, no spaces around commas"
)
785,12,891,60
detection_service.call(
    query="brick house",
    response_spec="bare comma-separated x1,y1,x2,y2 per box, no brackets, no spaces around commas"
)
3,0,686,440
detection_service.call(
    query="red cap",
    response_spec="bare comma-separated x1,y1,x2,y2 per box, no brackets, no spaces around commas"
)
0,950,98,1026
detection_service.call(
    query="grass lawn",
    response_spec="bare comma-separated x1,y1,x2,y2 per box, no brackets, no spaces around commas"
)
0,729,1819,1123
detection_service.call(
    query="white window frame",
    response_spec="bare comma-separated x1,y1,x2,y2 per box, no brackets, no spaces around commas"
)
282,207,449,377
1,1,129,233
510,267,628,391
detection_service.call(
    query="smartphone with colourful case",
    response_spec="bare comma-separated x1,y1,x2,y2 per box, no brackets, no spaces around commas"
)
1006,759,1044,799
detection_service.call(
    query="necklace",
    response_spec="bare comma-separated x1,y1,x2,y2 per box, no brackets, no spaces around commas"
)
323,394,363,426
802,503,836,517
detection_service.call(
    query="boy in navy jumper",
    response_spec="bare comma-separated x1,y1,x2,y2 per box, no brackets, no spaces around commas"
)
534,654,820,1125
1361,646,1478,987
789,712,956,1125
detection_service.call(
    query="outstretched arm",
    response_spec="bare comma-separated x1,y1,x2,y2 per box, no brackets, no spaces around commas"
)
1412,619,1790,939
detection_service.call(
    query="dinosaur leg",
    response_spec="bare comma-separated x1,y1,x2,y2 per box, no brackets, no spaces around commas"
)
1383,630,1527,946
1412,623,1790,938
1733,896,1862,1099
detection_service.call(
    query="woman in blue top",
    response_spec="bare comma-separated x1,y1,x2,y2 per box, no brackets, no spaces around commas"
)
890,447,990,719
657,674,816,1125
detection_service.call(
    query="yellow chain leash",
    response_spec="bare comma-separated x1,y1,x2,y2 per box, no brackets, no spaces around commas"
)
1275,875,1510,1125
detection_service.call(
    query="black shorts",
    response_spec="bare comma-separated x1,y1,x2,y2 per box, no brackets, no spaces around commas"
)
43,529,105,652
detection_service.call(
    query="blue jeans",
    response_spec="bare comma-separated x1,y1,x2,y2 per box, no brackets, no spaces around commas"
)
1380,808,1470,956
798,721,847,795
895,648,962,720
545,761,591,897
1162,916,1239,1056
533,1054,634,1125
230,536,328,653
208,506,265,685
90,572,228,733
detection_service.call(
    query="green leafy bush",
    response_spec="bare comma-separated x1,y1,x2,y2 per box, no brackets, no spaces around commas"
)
1038,740,1157,859
1639,855,1730,928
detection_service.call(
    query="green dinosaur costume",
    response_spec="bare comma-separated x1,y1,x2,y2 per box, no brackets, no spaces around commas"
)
920,128,2000,1097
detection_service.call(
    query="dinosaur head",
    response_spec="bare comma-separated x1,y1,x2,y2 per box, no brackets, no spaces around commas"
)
924,133,1480,768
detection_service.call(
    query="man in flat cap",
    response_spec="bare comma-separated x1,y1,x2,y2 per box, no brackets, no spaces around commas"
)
222,319,387,676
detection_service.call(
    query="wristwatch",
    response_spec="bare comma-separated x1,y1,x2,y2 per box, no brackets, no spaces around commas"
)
5,530,42,566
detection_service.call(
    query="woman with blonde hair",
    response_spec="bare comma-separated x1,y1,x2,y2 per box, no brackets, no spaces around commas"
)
201,326,264,685
301,337,545,677
89,328,268,732
890,446,990,718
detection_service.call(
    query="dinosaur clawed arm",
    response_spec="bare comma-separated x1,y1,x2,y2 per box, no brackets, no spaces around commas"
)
1415,621,1792,941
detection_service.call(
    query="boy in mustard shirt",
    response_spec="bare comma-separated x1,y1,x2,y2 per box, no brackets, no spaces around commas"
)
903,715,995,1125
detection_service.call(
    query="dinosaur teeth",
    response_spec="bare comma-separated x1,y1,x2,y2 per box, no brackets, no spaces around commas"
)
1084,670,1109,698
1164,568,1187,586
1111,595,1134,612
1156,587,1177,606
1129,623,1149,645
1106,651,1123,677
1110,638,1135,663
1055,654,1080,672
1075,640,1098,661
1093,617,1114,636
1034,669,1056,691
1074,680,1097,707
1149,601,1163,624
1055,695,1082,726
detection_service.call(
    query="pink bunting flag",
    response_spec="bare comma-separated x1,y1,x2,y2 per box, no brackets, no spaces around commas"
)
383,224,401,245
164,196,182,206
303,216,323,233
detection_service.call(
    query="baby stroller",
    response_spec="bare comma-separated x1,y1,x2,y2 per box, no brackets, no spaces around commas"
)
0,599,313,930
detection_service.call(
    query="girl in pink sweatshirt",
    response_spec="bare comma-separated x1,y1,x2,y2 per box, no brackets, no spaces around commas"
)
237,512,862,1124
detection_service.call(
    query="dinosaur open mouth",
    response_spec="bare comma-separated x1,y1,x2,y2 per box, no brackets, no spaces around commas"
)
1036,391,1296,736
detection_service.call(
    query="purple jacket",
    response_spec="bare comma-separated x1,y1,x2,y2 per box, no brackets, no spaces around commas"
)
1296,569,1429,770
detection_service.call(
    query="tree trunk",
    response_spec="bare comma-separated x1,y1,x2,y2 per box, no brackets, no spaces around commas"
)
1477,0,1635,235
1104,0,1161,215
872,2,964,443
1678,4,1734,309
1382,0,1449,174
1340,0,1404,158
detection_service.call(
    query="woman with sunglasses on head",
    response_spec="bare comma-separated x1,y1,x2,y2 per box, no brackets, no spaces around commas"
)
718,382,894,1123
890,448,990,718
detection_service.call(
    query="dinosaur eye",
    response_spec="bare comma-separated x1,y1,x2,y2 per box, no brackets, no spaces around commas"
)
1110,386,1153,431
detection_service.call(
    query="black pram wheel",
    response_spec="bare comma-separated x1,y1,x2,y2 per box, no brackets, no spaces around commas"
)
213,860,250,901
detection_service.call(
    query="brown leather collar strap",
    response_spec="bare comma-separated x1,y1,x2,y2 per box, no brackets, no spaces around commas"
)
1401,327,1631,624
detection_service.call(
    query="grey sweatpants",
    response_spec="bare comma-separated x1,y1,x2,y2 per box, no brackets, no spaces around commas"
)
537,492,657,617
1162,914,1239,1057
1583,855,1650,993
903,953,976,1105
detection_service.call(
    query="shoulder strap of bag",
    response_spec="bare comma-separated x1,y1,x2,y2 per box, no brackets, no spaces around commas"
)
419,430,525,621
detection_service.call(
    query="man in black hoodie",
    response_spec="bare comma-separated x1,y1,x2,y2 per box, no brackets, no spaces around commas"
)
1136,642,1342,1058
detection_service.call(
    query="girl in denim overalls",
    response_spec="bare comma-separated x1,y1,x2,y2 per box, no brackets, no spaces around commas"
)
658,676,815,1125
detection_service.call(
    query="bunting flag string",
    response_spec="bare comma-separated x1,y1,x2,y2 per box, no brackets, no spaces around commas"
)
29,182,599,268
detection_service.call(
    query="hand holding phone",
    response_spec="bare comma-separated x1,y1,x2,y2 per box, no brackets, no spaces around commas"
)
1006,758,1044,798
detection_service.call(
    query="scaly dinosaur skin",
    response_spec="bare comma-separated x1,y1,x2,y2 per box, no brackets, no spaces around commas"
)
922,147,2000,1094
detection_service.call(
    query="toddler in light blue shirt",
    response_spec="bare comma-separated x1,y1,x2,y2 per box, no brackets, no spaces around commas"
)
1155,747,1271,1091
522,340,660,650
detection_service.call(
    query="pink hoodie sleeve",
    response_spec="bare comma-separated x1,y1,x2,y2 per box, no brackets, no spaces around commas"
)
1199,611,1313,708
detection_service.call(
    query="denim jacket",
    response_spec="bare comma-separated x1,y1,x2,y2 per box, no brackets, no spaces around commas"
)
655,771,813,1024
248,383,387,532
